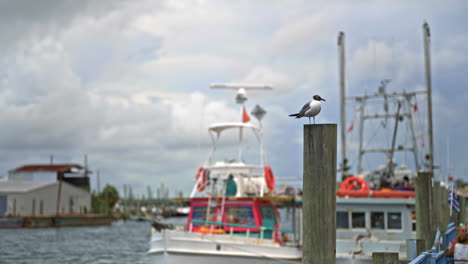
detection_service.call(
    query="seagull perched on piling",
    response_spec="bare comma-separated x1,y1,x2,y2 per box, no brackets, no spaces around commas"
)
289,95,326,124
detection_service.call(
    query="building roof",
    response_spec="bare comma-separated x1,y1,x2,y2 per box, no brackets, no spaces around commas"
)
9,164,86,174
0,181,55,193
457,188,468,197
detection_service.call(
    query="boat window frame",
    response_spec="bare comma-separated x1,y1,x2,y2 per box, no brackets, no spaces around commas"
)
221,202,261,232
336,211,350,229
387,211,403,231
351,211,367,230
186,201,219,230
411,210,416,232
259,204,278,226
370,211,385,230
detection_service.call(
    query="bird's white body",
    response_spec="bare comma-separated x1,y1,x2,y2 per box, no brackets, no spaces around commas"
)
289,94,325,124
304,100,322,118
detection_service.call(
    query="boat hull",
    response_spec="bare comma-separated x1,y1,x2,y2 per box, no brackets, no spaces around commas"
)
149,252,299,264
148,229,301,264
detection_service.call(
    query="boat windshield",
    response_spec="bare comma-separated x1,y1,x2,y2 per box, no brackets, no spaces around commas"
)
190,206,217,227
260,205,277,225
224,206,256,226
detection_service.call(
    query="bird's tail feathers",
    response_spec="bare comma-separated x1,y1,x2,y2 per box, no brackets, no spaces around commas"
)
289,113,299,117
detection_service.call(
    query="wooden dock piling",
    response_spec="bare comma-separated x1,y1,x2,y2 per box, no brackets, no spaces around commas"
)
433,181,444,232
372,252,398,264
416,172,435,250
303,124,337,264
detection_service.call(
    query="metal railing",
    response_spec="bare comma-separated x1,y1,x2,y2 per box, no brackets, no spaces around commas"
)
408,222,457,264
189,219,293,241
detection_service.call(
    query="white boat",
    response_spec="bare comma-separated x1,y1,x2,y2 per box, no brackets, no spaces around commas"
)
147,84,301,264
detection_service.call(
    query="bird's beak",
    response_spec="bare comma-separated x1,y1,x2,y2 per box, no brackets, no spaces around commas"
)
321,98,326,101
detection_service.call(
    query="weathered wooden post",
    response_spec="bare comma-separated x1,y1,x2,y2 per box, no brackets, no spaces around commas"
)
440,187,450,226
460,197,467,224
372,252,398,264
303,124,337,264
432,181,445,232
441,186,451,227
416,172,434,250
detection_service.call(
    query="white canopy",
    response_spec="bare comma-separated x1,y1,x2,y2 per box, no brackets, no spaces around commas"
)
208,122,261,134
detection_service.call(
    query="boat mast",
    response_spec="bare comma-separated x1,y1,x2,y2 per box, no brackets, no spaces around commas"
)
237,88,246,162
404,94,421,171
357,97,366,174
338,32,348,179
423,22,434,175
210,83,272,164
350,88,425,175
386,101,402,179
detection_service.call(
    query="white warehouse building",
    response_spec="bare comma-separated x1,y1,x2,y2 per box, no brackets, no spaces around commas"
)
0,164,91,216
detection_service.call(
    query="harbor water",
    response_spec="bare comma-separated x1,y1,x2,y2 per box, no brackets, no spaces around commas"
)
0,210,295,264
0,218,179,264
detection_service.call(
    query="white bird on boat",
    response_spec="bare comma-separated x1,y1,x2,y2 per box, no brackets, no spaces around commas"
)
289,95,326,124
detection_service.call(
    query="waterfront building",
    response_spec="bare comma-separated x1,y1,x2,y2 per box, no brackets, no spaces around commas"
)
0,164,91,216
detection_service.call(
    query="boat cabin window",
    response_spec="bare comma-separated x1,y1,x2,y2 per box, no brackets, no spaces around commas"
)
351,212,366,228
225,206,256,226
336,211,349,229
260,205,277,225
370,212,385,229
387,212,402,230
191,206,216,227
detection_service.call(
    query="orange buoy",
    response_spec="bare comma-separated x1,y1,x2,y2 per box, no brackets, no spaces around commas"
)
336,189,415,198
264,166,275,191
339,176,370,191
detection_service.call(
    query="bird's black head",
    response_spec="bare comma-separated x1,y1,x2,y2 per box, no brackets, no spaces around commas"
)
313,95,326,101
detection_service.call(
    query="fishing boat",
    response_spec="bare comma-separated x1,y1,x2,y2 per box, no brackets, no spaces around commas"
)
333,26,438,263
297,23,459,264
147,83,301,264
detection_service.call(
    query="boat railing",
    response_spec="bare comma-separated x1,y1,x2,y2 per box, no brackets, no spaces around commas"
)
189,219,292,240
443,222,457,248
432,229,443,252
408,222,457,264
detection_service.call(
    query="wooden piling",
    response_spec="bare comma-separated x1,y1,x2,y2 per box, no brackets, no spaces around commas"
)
415,239,425,256
372,252,398,264
441,186,450,227
437,186,450,226
303,124,337,264
460,197,467,224
416,172,434,250
432,182,445,232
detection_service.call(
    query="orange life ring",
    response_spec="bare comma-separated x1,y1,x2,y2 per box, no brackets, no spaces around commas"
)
264,166,275,191
336,190,415,198
196,167,207,192
339,176,370,191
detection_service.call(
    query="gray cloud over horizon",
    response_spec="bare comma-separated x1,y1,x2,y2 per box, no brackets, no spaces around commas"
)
1,1,467,196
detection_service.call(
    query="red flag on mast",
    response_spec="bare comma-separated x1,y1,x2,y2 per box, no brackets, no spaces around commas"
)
414,97,419,112
347,120,354,133
242,106,250,123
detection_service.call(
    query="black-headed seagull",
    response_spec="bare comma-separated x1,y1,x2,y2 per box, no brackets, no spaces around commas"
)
289,95,326,124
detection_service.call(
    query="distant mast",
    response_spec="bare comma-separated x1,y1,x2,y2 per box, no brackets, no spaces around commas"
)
423,22,434,175
338,31,348,180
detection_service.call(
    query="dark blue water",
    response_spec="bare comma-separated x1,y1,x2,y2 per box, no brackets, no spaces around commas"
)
0,220,156,264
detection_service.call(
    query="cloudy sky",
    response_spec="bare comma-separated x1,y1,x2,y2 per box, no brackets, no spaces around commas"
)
1,0,467,197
